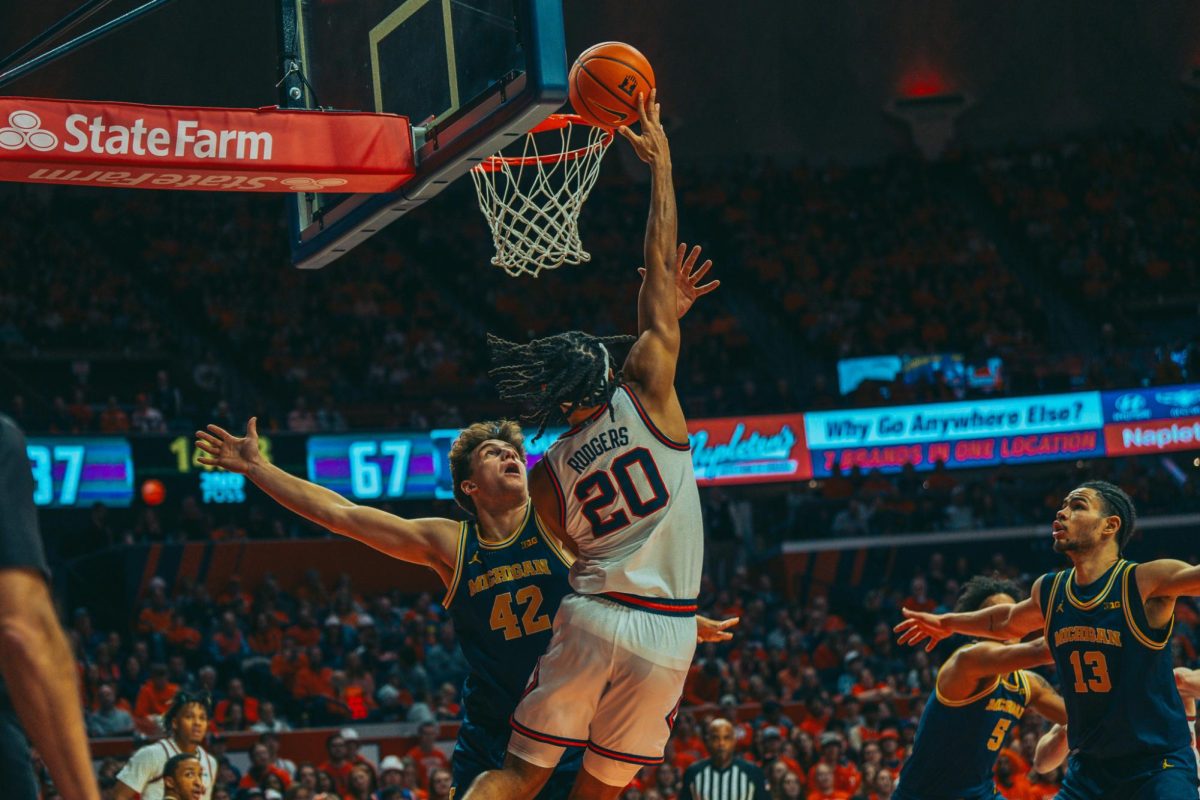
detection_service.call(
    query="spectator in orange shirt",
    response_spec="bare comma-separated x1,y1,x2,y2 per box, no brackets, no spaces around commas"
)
799,697,833,739
136,581,173,637
133,662,178,722
317,732,355,794
210,611,248,667
849,667,894,705
248,611,283,657
165,612,202,653
238,742,292,791
994,752,1033,799
271,637,307,693
99,396,130,433
901,576,937,615
428,767,454,800
806,734,861,796
293,646,334,701
345,762,378,800
215,677,260,726
806,763,849,800
286,607,323,648
405,722,449,789
867,768,895,800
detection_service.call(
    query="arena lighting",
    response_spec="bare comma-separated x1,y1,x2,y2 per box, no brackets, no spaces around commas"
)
899,69,951,99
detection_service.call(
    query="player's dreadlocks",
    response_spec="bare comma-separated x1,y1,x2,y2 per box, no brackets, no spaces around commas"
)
487,330,636,440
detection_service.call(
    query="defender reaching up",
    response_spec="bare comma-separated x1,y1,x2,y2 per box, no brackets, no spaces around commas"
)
895,481,1200,799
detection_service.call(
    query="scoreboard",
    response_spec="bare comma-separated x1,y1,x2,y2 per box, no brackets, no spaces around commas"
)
25,382,1200,509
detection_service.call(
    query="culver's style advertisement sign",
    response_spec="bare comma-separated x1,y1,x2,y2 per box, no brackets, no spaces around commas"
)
688,414,812,485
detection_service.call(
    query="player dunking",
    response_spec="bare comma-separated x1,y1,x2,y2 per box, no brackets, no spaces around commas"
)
894,575,1066,800
194,239,726,800
461,89,706,800
895,481,1200,799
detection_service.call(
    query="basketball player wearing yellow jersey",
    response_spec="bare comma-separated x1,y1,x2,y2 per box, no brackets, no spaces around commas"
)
895,575,1066,800
896,481,1200,799
1036,668,1200,797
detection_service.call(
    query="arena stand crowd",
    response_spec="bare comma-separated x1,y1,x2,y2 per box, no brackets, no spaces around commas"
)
45,519,1200,800
5,122,1200,437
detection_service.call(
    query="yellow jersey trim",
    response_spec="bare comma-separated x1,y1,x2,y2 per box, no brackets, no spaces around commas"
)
477,501,531,550
441,522,468,609
1015,670,1032,706
1121,562,1173,650
1000,672,1022,693
1043,571,1066,642
534,513,574,568
1065,559,1126,611
935,644,1002,707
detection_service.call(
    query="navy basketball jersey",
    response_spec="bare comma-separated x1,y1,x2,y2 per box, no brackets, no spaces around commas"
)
1042,559,1191,760
896,648,1032,800
443,502,573,730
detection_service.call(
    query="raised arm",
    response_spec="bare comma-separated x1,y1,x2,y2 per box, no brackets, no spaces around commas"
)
1139,559,1200,601
935,638,1054,705
894,577,1047,651
196,419,459,580
617,89,683,411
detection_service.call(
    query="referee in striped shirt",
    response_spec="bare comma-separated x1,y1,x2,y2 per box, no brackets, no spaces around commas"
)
680,719,770,800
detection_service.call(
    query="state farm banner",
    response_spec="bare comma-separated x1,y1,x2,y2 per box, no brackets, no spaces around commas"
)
0,97,414,192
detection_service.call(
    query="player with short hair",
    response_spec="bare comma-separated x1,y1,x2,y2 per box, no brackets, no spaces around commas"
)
895,481,1200,798
462,89,713,800
162,752,206,800
894,575,1067,800
194,241,728,800
114,691,217,800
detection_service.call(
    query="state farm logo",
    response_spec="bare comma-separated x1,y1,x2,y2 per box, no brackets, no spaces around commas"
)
281,177,347,191
0,111,58,152
1111,392,1150,421
0,109,274,161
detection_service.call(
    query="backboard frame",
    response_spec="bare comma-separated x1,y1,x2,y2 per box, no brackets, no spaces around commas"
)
277,0,568,270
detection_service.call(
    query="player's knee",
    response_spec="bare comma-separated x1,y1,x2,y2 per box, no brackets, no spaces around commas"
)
572,757,639,800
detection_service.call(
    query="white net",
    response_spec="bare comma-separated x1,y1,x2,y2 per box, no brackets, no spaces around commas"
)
470,116,612,278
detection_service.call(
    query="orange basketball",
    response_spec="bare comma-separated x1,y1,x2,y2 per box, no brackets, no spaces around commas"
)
568,42,656,130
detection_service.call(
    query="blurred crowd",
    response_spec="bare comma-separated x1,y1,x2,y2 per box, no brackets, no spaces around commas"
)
53,534,1200,800
6,118,1200,437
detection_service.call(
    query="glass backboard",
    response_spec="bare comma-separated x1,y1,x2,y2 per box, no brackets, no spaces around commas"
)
279,0,567,268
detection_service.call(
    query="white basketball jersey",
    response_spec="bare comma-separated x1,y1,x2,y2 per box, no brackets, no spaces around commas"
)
543,383,703,600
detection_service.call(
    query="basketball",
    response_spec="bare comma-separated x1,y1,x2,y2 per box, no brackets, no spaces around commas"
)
569,41,656,129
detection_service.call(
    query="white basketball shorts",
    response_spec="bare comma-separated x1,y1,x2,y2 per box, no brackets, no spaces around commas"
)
509,592,698,786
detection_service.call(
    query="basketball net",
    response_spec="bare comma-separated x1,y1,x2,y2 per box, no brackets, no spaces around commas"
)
470,114,612,278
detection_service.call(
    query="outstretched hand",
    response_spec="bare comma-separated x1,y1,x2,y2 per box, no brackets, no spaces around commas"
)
893,607,954,652
195,417,264,475
640,243,719,319
616,88,668,165
697,615,740,643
